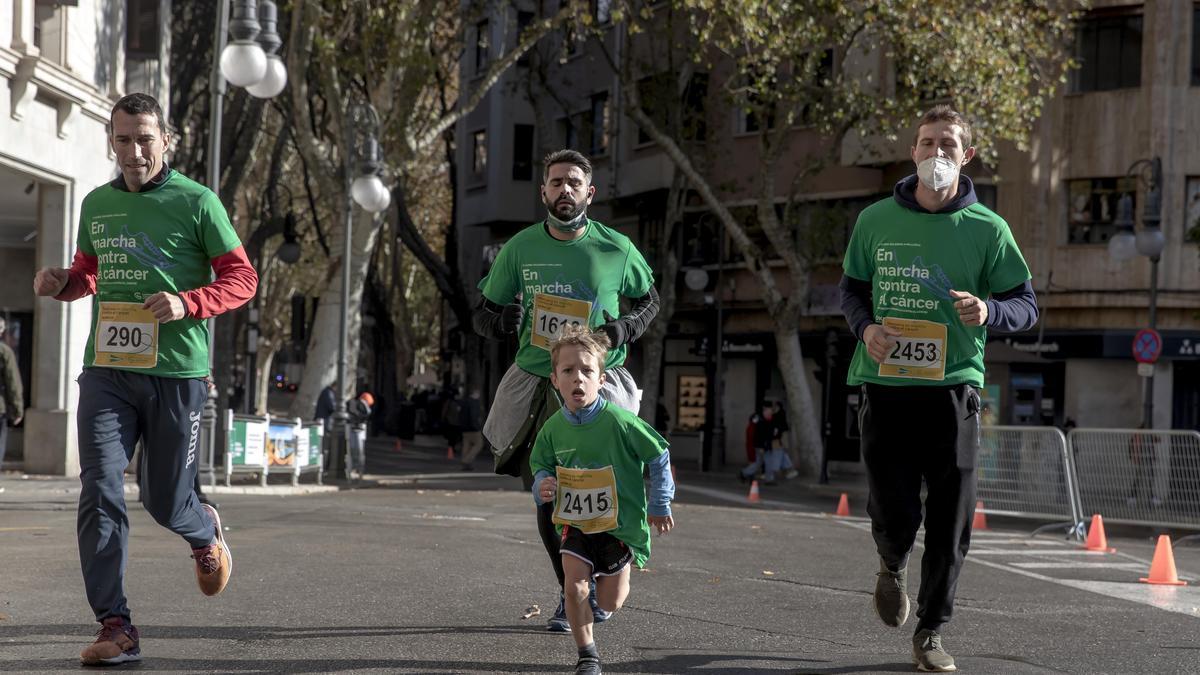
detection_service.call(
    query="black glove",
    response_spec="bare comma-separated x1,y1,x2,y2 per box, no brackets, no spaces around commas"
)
598,310,627,348
500,302,524,334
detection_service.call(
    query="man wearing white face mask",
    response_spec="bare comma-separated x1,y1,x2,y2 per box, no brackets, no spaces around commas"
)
839,106,1038,672
472,149,659,633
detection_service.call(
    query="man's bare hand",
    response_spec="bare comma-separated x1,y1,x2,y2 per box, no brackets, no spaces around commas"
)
538,476,558,504
863,323,901,364
648,514,674,535
143,292,186,322
33,268,69,297
949,289,988,327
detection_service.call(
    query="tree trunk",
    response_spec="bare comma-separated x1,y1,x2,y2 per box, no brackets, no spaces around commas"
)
288,208,385,418
254,345,276,416
773,320,824,476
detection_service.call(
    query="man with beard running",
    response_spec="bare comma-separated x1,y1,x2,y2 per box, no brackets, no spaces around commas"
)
473,149,659,633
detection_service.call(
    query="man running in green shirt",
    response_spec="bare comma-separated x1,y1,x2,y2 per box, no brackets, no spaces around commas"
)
33,93,258,666
840,105,1038,672
530,324,675,674
473,149,659,632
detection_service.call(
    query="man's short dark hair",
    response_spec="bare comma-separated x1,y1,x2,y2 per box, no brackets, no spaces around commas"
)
110,93,167,135
912,104,972,149
542,149,592,184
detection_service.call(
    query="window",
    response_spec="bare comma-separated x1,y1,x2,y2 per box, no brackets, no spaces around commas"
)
592,0,613,24
560,117,578,151
516,11,534,66
1067,177,1137,244
1193,8,1200,85
636,73,707,145
512,124,534,181
1072,12,1142,93
471,129,488,179
590,92,609,156
474,20,489,73
33,3,65,65
126,0,160,60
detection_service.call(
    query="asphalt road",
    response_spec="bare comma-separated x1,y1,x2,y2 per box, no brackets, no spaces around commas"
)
1,442,1198,674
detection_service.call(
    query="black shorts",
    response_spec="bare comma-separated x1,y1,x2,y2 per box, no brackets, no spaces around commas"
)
560,526,633,577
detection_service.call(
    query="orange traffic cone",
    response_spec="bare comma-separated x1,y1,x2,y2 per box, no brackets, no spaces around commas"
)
834,493,850,517
747,480,761,504
1140,535,1188,586
1083,514,1115,553
972,500,989,531
446,445,455,460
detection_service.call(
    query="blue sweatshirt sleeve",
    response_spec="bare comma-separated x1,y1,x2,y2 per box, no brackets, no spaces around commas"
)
646,451,675,517
984,280,1039,334
532,469,554,506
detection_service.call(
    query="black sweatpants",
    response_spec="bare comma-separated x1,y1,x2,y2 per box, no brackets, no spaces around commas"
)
860,382,980,633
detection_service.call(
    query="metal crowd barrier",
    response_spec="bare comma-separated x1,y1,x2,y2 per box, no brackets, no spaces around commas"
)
977,426,1084,539
1068,429,1200,530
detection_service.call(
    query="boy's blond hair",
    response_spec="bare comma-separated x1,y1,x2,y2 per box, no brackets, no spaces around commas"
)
549,323,611,371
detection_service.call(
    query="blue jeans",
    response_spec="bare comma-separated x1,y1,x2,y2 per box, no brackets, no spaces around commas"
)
741,447,795,481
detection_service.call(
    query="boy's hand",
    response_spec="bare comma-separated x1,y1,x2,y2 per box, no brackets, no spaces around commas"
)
538,477,558,503
648,514,674,535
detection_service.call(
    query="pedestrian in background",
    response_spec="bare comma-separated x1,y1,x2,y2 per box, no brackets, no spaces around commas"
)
459,389,485,471
0,316,23,470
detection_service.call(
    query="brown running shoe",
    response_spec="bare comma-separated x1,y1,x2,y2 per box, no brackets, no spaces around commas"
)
80,616,141,665
192,503,232,596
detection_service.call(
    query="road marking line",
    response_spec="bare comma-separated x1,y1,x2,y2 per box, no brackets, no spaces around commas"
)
969,549,1111,556
0,527,51,532
1009,562,1148,571
829,518,1200,619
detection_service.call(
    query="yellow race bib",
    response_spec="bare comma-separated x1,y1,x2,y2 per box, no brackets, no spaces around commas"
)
552,465,618,534
94,302,159,369
531,293,592,350
877,317,946,381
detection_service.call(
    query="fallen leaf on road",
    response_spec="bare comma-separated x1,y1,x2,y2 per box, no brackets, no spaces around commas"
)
522,605,541,619
762,570,775,576
750,525,761,530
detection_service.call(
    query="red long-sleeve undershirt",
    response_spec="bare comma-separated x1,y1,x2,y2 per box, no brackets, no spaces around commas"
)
55,246,259,319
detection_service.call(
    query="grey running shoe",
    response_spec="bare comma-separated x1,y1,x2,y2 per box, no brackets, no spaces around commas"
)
575,655,602,674
873,558,910,627
912,629,956,672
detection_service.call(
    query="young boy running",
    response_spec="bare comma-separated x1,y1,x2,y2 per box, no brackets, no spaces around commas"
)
530,325,675,674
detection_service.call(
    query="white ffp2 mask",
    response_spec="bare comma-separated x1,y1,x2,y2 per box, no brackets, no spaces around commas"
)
917,156,960,192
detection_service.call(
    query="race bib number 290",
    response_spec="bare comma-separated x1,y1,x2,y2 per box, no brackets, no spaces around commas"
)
877,317,946,381
94,302,159,369
552,465,618,534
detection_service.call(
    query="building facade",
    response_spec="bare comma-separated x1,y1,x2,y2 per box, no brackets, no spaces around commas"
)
455,1,1200,469
0,0,170,474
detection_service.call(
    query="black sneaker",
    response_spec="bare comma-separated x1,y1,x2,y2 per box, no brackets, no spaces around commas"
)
575,654,602,674
873,558,909,627
912,629,956,672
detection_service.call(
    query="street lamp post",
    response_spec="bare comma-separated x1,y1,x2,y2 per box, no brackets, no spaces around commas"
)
202,0,287,486
331,102,390,479
1107,157,1166,429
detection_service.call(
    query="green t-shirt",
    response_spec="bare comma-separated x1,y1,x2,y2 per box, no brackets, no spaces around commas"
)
478,220,655,378
842,197,1030,388
78,170,243,378
529,401,669,567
